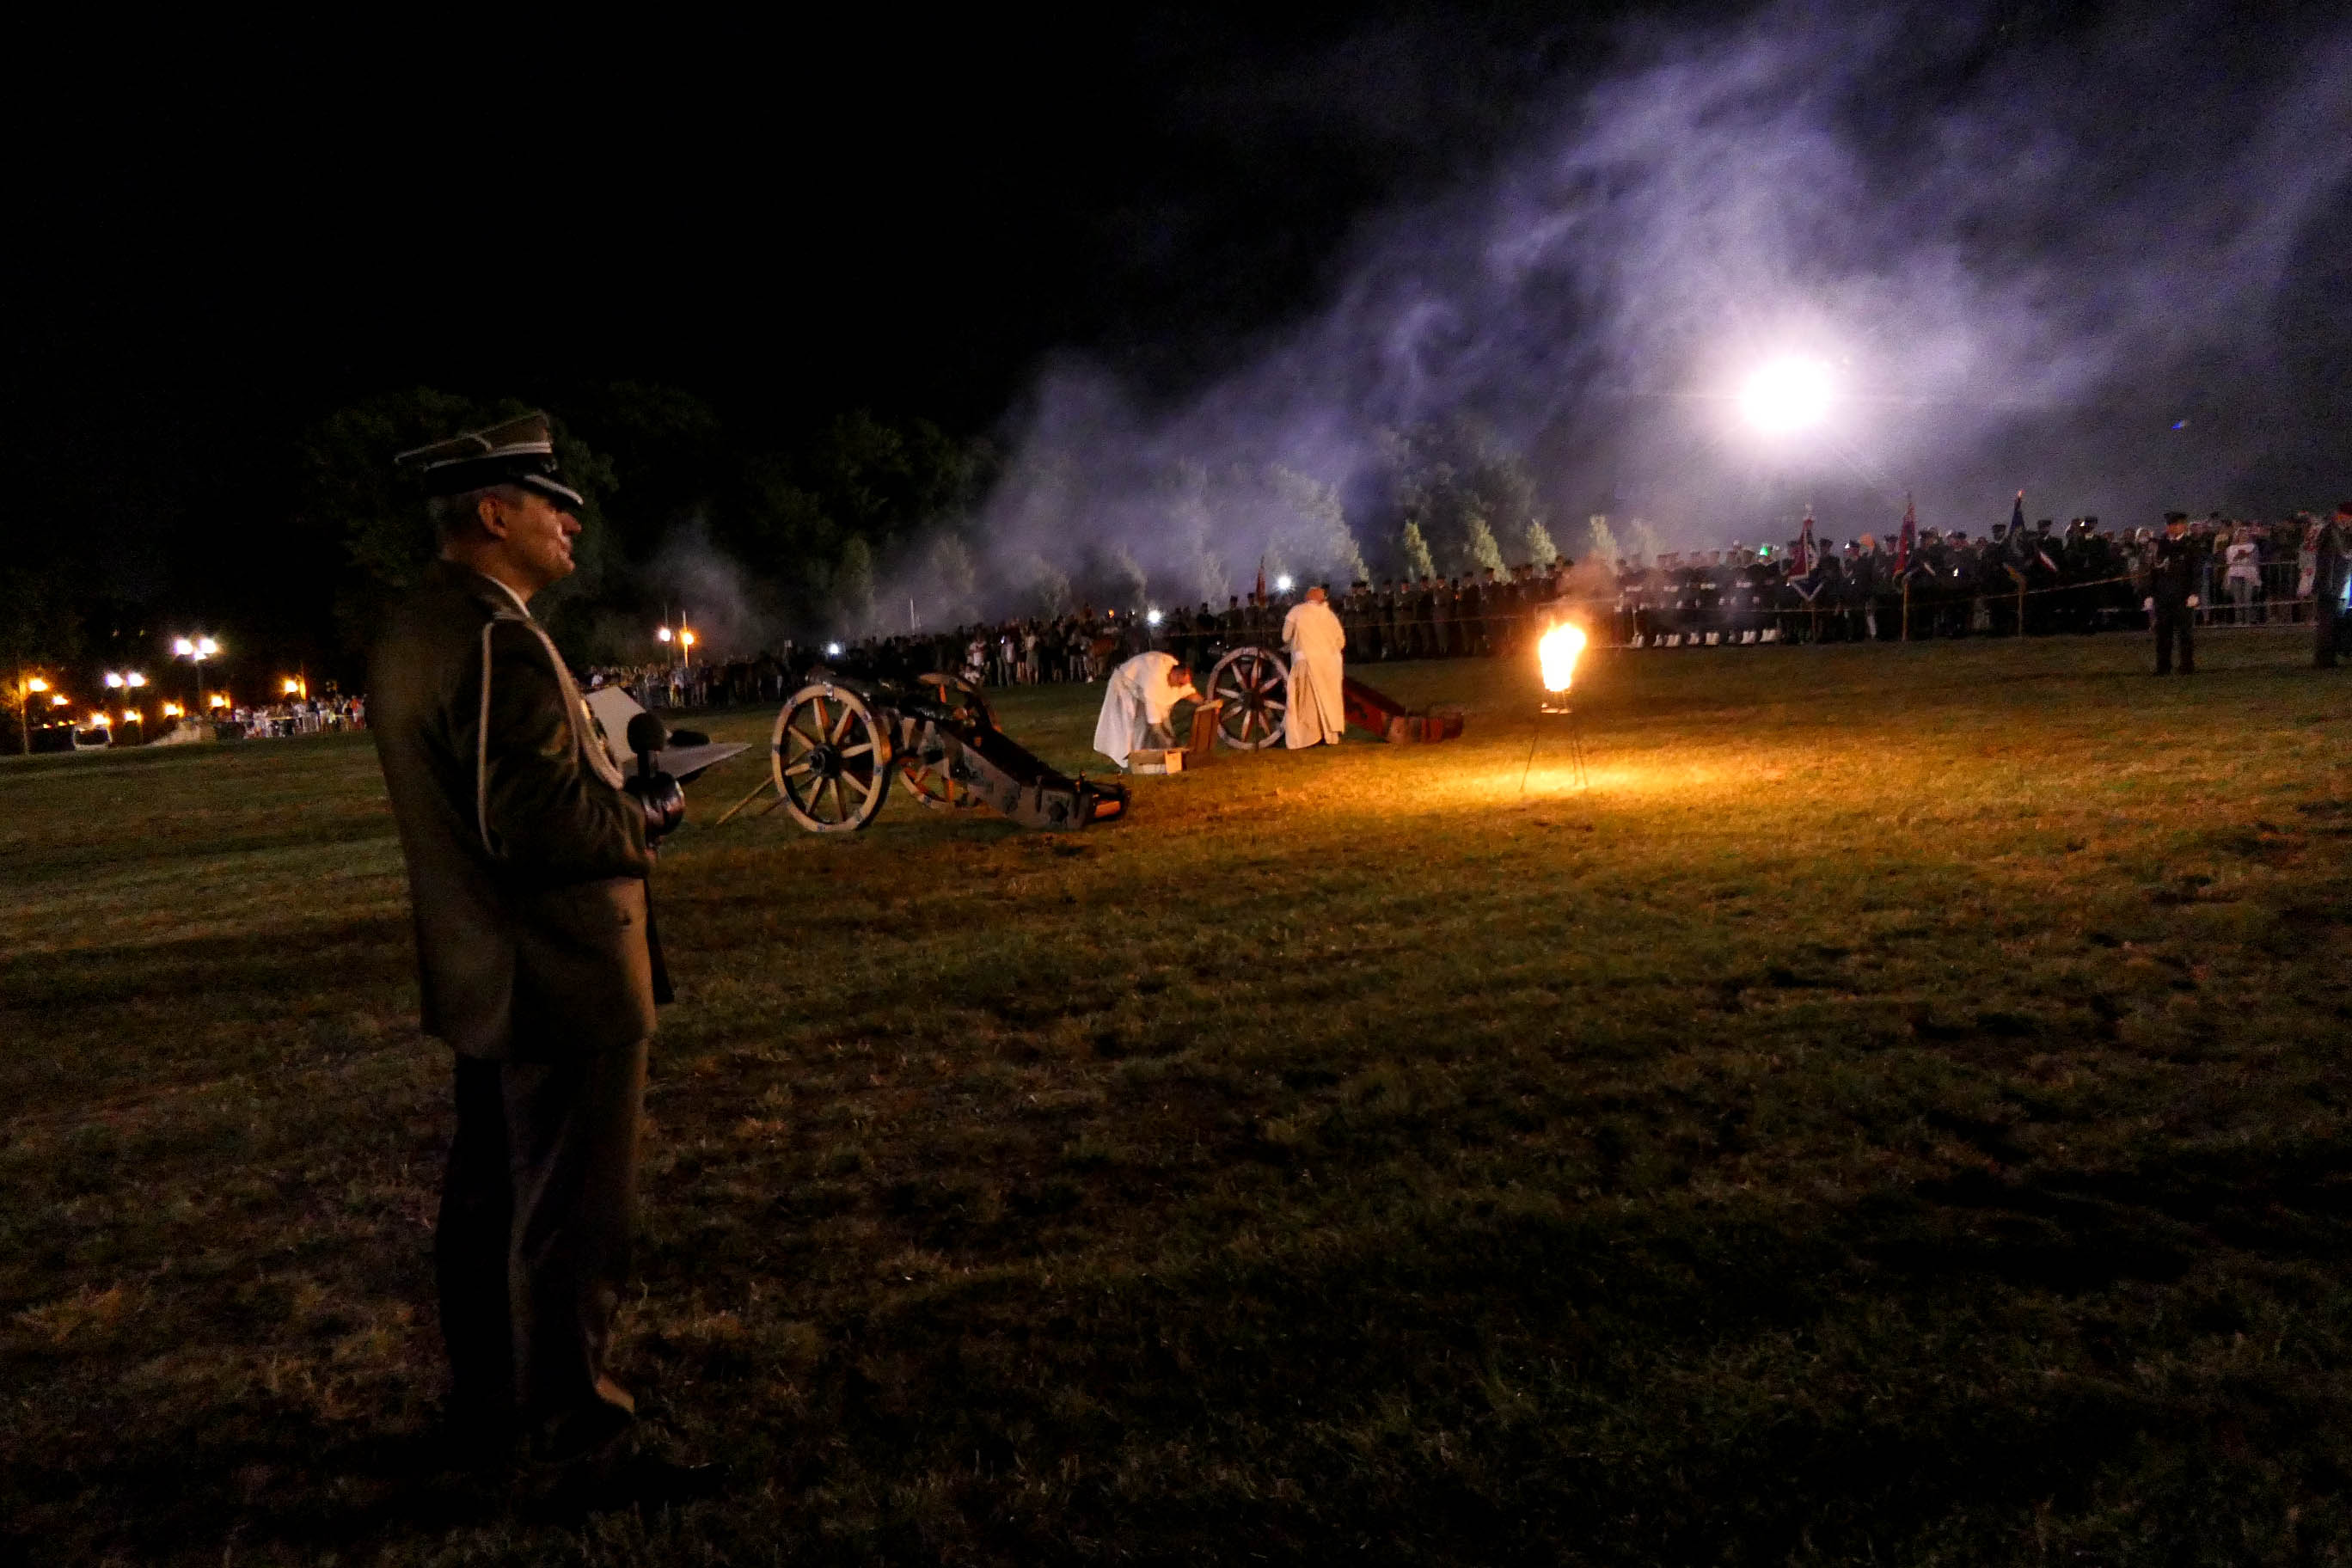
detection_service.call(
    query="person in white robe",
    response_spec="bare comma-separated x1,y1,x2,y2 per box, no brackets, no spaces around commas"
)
1282,586,1347,748
1092,652,1199,769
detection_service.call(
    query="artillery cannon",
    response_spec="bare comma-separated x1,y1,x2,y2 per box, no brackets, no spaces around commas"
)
717,671,1129,834
1202,646,1465,748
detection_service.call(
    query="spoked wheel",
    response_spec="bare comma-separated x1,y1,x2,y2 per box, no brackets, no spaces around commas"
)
772,683,893,832
897,720,985,811
1207,645,1289,750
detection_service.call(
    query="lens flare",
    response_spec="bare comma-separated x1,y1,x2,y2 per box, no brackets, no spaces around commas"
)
1739,357,1833,432
1537,621,1588,692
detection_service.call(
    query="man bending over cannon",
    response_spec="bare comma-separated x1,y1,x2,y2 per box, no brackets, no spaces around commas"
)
1093,651,1200,769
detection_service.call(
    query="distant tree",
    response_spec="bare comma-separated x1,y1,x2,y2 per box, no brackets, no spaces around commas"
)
730,411,995,633
0,563,83,752
1400,521,1437,580
1379,416,1550,578
1586,515,1620,567
1521,518,1559,567
1463,511,1507,575
1266,465,1369,586
1626,518,1665,567
835,536,878,633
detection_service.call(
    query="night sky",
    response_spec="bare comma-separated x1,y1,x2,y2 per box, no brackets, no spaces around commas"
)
3,8,1598,560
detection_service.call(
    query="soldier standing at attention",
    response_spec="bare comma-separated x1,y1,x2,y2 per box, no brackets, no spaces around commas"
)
2314,504,2352,670
371,413,685,1477
2148,511,2201,675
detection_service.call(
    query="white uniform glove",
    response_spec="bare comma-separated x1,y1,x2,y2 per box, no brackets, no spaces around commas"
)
2143,597,2155,611
2187,595,2200,609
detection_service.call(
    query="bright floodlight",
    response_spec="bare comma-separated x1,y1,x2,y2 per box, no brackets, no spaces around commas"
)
127,671,145,688
1274,574,1295,592
174,638,194,656
198,638,217,657
1146,609,1162,626
1739,358,1834,432
657,626,672,642
825,641,842,657
105,673,124,689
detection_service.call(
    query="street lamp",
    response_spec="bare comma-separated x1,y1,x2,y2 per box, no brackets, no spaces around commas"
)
173,636,218,723
678,628,695,667
14,674,50,756
107,675,148,732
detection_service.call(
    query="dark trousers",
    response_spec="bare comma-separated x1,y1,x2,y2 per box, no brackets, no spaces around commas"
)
2318,596,2340,669
2153,603,2195,675
438,1039,647,1425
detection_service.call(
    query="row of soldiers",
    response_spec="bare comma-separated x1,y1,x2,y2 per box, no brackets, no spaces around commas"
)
1610,519,2152,646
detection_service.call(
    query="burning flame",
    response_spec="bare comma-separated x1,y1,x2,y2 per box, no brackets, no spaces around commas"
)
163,703,183,717
1537,621,1588,693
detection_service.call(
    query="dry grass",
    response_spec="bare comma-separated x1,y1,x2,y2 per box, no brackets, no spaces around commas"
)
7,627,2352,1564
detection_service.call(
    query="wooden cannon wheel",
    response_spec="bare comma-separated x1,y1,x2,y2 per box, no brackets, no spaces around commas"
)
772,683,894,832
1206,645,1289,750
897,672,989,811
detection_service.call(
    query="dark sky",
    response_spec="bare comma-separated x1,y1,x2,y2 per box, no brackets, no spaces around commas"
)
0,7,1617,557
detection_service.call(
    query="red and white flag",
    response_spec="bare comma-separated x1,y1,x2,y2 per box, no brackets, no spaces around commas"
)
1794,513,1817,576
1896,495,1917,576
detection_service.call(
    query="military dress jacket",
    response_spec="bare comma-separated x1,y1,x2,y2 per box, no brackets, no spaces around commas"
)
371,560,658,1060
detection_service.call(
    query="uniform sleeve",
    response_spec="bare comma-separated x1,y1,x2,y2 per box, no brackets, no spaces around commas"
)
476,621,652,884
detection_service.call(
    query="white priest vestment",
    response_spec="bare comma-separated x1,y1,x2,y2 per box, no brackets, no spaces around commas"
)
1093,652,1197,769
1281,599,1347,748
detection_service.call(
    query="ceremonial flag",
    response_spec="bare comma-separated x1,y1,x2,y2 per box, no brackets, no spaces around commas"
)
2007,489,2029,561
1794,513,1817,576
1896,495,1917,576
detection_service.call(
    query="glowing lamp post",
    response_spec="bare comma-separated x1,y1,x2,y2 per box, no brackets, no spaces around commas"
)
174,636,218,722
15,675,50,755
105,672,148,734
1274,574,1295,595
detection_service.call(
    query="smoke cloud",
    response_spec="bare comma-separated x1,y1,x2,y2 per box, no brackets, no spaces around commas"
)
871,0,2352,628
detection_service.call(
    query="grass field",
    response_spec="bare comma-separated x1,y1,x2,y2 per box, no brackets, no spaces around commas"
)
7,628,2352,1565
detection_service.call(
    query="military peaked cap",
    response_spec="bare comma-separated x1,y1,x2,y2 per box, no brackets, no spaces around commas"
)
396,411,586,510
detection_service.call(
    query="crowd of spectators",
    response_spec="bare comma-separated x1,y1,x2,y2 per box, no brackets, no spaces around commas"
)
590,509,2347,705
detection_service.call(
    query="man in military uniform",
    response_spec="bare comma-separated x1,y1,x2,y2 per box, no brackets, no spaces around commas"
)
371,413,671,1469
2148,511,2201,675
2315,505,2352,669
